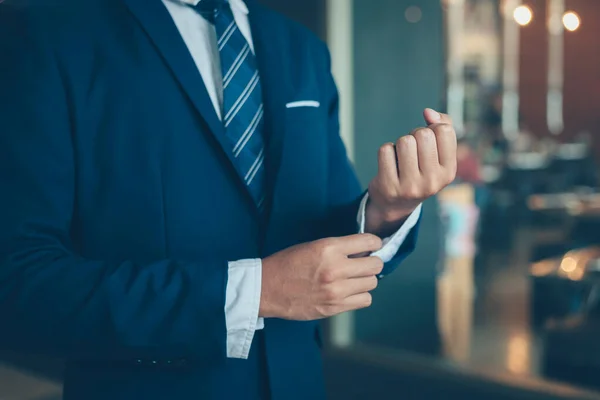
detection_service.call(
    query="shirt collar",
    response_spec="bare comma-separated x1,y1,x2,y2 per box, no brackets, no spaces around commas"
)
176,0,249,15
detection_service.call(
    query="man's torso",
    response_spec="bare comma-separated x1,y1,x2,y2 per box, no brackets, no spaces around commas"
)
5,0,346,398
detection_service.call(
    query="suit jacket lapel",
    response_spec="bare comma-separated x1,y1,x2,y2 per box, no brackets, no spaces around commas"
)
121,0,260,212
121,0,237,172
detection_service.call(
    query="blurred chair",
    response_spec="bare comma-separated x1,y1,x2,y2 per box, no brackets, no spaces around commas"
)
529,248,598,329
543,315,600,391
536,250,600,391
547,144,596,193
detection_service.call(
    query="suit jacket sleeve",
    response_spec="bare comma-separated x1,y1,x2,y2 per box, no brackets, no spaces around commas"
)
0,5,227,364
320,42,420,273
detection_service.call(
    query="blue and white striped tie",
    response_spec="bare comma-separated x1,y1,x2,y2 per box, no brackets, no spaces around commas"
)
193,0,266,211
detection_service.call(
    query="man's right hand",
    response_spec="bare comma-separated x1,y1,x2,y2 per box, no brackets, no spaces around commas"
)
259,234,384,321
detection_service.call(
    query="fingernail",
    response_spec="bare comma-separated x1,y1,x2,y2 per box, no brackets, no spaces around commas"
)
427,108,441,121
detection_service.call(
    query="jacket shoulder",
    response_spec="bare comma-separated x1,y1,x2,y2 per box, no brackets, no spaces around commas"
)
253,3,329,56
0,0,104,33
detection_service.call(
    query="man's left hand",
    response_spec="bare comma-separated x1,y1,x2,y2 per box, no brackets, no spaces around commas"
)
366,108,457,236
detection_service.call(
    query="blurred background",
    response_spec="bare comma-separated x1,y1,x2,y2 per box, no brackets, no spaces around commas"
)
3,0,600,399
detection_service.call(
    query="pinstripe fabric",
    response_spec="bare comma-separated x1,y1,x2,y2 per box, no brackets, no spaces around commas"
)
193,0,266,210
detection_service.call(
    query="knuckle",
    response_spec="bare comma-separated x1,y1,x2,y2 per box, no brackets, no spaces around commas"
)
433,123,454,135
316,238,336,257
319,268,336,284
364,234,383,249
312,239,327,255
388,189,401,203
424,181,439,197
414,127,434,141
368,276,379,291
379,142,395,156
323,285,340,302
372,257,384,274
397,134,416,149
378,191,395,205
400,184,421,200
376,184,399,202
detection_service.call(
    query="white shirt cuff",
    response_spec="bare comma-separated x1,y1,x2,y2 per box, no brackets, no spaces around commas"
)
224,194,421,359
357,193,422,266
225,258,263,359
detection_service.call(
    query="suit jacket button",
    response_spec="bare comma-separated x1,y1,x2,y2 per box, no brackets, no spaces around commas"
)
135,359,143,365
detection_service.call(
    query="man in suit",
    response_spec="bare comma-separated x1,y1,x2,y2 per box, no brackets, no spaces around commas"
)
0,0,456,399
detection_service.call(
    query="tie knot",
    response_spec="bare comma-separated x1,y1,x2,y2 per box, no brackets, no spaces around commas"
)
194,0,227,22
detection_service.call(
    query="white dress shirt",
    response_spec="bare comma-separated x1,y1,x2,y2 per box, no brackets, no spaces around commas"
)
162,0,422,359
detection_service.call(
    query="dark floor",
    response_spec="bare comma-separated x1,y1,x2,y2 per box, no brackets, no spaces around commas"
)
469,227,543,376
0,365,61,400
351,224,570,382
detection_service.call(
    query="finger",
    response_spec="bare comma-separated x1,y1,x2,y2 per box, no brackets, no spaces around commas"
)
377,143,399,184
341,256,384,279
395,135,419,180
336,233,383,256
423,108,441,125
340,292,373,312
438,113,453,125
423,108,452,125
339,275,379,298
429,123,458,169
412,127,440,173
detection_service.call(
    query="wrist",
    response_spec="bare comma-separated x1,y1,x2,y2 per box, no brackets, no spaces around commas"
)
369,201,414,224
258,298,277,319
258,256,284,319
365,199,414,237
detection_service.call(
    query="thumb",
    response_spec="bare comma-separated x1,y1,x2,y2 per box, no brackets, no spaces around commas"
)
423,108,442,125
423,108,453,125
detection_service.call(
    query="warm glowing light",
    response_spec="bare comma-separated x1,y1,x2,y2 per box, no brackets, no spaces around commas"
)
562,11,580,32
506,333,530,374
568,267,585,281
528,195,543,210
560,256,577,273
530,261,557,277
513,5,533,26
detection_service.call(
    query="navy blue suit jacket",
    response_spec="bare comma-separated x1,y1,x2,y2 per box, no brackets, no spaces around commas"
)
0,0,418,399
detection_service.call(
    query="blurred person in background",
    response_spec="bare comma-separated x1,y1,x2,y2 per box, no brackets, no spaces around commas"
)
0,0,457,399
456,138,489,212
456,138,483,186
482,90,509,163
453,138,489,272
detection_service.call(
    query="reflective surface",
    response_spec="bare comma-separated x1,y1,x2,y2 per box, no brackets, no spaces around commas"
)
334,0,600,395
0,365,61,400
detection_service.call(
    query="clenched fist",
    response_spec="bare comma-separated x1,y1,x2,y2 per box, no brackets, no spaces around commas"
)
366,108,457,235
259,234,384,321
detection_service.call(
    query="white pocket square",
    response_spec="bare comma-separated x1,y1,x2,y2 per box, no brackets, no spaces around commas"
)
285,100,320,109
